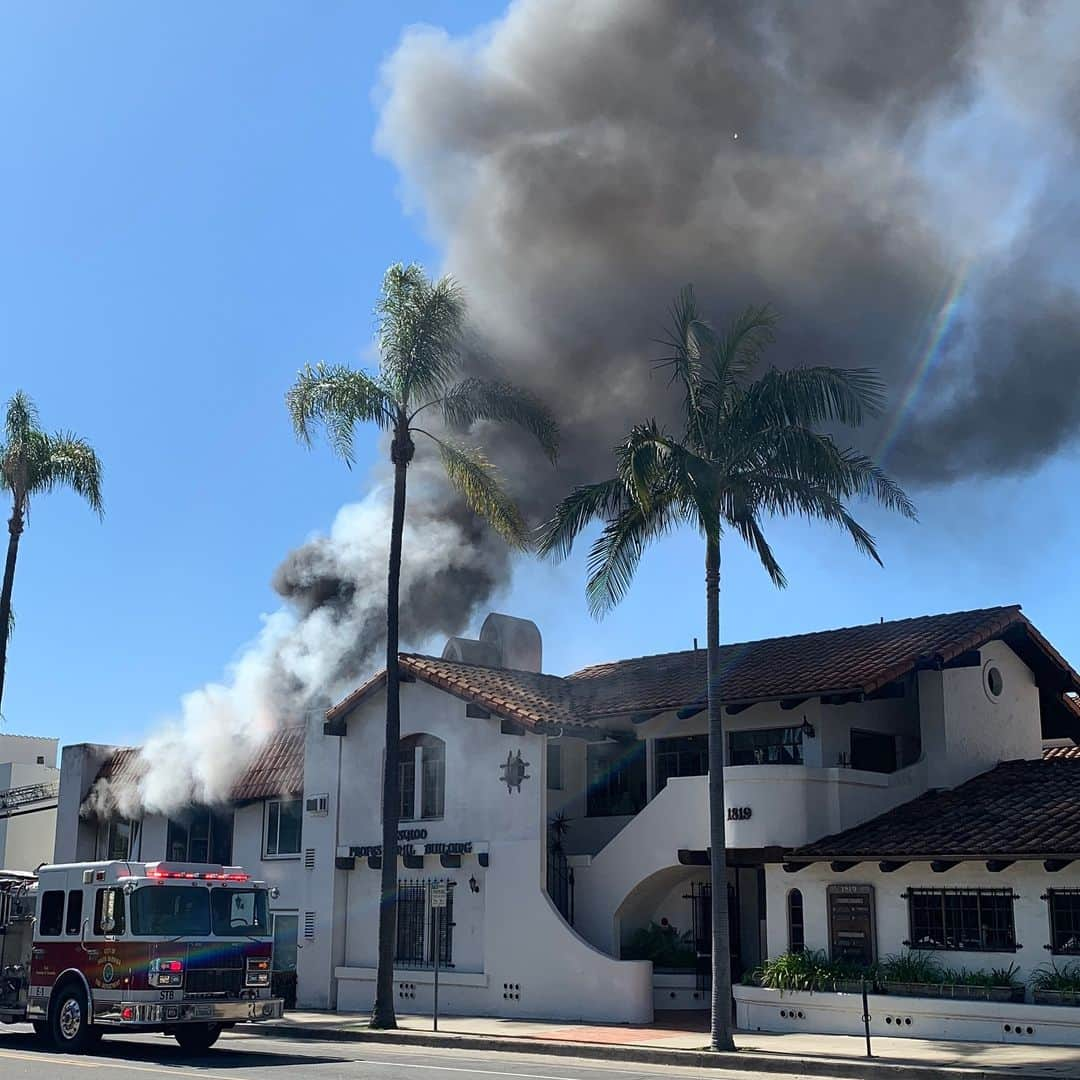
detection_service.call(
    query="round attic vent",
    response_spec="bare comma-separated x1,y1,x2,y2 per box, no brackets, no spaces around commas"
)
983,662,1004,701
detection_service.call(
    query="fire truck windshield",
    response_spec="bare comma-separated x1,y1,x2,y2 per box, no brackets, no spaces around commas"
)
210,888,269,936
130,886,210,936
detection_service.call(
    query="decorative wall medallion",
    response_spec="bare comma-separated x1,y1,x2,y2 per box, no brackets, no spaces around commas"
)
500,750,530,794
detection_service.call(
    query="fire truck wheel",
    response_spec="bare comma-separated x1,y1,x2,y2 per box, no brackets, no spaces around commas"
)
49,985,96,1053
174,1023,222,1053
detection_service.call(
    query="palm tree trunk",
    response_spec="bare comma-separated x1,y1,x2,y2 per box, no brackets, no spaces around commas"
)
371,434,411,1029
706,531,735,1051
0,503,24,717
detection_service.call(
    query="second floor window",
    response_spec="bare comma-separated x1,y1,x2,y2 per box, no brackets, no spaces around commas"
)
399,734,445,821
586,739,646,817
907,887,1016,952
167,809,233,865
102,818,139,861
655,734,708,792
265,798,303,857
728,726,804,766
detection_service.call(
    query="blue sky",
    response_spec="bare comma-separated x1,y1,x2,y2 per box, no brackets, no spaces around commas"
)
1,2,1077,756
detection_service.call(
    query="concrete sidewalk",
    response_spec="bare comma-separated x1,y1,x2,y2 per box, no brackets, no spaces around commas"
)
246,1010,1080,1078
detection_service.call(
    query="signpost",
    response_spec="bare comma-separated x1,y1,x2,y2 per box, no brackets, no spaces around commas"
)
431,882,448,1032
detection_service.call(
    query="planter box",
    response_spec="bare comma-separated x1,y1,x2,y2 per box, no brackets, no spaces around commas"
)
883,981,1014,1002
1033,989,1080,1007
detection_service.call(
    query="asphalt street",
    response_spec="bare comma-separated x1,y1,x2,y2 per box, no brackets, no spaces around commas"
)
0,1026,828,1079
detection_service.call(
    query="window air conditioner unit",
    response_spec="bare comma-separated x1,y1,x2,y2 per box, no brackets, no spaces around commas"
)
305,794,329,816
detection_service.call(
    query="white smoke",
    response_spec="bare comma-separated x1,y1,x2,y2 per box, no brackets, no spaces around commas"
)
86,456,506,818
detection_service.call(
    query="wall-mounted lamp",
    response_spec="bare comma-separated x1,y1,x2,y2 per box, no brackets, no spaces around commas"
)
800,717,816,739
468,876,480,894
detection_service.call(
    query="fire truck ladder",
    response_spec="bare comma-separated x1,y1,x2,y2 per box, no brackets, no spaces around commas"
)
0,781,59,818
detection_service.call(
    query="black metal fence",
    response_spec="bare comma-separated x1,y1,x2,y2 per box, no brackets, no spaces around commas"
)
546,843,575,926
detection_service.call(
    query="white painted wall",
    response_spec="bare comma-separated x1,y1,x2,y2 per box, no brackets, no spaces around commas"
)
764,859,1080,985
0,735,58,768
923,642,1042,790
315,680,652,1023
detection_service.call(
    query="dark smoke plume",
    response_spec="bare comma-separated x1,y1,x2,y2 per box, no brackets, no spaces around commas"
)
93,1,1080,815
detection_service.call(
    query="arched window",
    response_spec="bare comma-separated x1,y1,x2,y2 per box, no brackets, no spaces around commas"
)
787,889,805,953
399,734,445,821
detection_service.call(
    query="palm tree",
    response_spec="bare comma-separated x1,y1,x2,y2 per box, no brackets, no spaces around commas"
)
287,263,558,1028
0,391,104,716
539,288,915,1051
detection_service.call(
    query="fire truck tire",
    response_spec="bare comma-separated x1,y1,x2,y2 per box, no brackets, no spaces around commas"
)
49,984,98,1053
174,1023,222,1052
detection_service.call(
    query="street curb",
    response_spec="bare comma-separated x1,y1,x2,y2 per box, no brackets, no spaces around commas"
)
242,1022,1060,1080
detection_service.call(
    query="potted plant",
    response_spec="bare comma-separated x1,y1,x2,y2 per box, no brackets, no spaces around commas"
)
938,965,1022,1003
752,951,876,995
1030,962,1080,1006
880,951,946,996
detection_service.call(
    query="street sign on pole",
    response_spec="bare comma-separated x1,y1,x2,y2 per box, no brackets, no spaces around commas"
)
431,882,448,1031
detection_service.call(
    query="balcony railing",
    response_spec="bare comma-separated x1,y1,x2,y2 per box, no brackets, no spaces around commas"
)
0,781,59,811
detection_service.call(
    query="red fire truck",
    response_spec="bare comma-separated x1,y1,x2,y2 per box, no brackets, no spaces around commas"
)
0,861,285,1053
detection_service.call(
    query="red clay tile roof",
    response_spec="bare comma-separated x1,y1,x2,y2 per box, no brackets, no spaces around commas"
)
792,758,1080,860
86,726,305,811
327,606,1080,731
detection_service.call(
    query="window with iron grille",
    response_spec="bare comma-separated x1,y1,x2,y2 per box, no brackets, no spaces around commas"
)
787,889,805,953
394,880,454,968
1048,889,1080,955
906,888,1016,952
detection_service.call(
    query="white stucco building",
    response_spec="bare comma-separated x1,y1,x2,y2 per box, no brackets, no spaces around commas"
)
56,604,1080,1040
0,733,59,871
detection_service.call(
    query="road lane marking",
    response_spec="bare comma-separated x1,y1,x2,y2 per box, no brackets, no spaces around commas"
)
0,1046,238,1079
358,1058,665,1080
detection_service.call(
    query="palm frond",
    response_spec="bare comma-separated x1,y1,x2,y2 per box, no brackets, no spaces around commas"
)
4,391,38,446
428,436,531,550
437,377,559,463
654,285,716,449
287,363,395,463
731,365,886,432
537,477,627,561
38,433,104,517
729,505,786,588
710,304,778,388
377,264,466,405
584,494,687,618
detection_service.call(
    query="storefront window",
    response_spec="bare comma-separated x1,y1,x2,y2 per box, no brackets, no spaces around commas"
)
394,880,454,968
727,726,803,766
586,740,646,817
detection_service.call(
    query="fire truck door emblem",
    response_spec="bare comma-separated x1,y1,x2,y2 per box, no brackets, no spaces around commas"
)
500,750,530,793
101,963,115,985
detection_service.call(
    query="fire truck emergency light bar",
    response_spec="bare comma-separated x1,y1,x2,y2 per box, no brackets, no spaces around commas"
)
143,863,250,881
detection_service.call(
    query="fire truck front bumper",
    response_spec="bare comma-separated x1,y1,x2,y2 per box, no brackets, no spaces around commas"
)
96,998,285,1027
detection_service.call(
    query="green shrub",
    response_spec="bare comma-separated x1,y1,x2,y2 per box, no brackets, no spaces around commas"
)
1030,962,1080,993
938,963,1020,988
754,950,875,993
879,951,945,984
623,921,697,969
